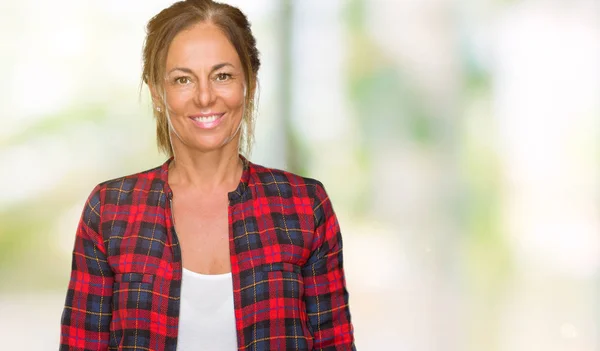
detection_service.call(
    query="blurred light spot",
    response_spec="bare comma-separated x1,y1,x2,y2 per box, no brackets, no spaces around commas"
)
560,323,578,339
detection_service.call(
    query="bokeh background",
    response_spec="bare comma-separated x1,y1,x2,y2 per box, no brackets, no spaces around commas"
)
1,0,598,350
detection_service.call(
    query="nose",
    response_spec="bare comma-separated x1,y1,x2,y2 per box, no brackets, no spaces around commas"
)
194,78,216,107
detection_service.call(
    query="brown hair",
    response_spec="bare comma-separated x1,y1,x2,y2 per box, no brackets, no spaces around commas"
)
142,0,261,157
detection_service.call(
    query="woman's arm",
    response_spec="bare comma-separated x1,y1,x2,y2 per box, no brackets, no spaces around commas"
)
302,182,356,350
60,186,113,351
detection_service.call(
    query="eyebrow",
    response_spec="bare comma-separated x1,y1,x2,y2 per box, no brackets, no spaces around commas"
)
167,62,234,75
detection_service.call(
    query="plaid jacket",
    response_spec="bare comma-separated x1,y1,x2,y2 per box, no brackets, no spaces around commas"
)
60,158,355,351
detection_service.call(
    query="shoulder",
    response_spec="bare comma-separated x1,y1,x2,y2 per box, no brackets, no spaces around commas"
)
246,161,329,205
97,163,164,190
86,161,167,208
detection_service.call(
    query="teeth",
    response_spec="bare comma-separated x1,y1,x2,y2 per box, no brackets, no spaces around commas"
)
193,115,220,123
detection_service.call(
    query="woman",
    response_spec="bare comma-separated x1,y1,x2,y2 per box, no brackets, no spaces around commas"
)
60,1,355,350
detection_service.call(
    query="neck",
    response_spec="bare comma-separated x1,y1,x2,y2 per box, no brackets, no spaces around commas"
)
168,143,243,194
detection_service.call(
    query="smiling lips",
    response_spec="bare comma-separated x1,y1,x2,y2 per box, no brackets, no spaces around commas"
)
189,113,225,129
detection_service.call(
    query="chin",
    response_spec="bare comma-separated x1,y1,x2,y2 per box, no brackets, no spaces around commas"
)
185,135,238,153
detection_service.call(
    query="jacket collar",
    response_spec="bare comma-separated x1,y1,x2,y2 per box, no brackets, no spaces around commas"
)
159,155,251,202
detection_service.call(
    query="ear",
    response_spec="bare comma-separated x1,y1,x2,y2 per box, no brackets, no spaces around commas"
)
247,77,257,98
251,76,257,92
148,84,163,107
148,84,160,105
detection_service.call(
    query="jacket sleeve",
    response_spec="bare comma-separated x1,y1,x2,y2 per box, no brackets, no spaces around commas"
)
60,186,113,351
302,182,356,350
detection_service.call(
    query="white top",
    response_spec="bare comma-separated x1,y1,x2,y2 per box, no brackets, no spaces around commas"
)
177,268,238,351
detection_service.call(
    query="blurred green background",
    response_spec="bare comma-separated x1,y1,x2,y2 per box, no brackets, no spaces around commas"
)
1,0,598,350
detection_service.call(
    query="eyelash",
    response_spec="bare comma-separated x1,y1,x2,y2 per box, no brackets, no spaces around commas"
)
174,76,191,85
172,73,233,85
214,73,233,82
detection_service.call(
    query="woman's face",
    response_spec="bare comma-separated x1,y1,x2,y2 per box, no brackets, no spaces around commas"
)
162,22,246,154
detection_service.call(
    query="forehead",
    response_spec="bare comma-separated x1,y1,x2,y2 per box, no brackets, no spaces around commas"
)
166,22,241,70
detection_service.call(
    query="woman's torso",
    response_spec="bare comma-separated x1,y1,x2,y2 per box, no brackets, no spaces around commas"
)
101,159,317,350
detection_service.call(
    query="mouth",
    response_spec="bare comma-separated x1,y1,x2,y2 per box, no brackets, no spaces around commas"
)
189,113,225,129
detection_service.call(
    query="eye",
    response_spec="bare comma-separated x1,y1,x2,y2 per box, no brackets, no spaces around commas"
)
215,73,232,82
175,76,191,85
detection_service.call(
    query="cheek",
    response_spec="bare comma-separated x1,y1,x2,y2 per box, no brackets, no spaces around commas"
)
219,87,245,110
166,89,195,113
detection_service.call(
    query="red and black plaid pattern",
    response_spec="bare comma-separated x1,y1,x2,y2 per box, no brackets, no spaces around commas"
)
60,157,355,350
